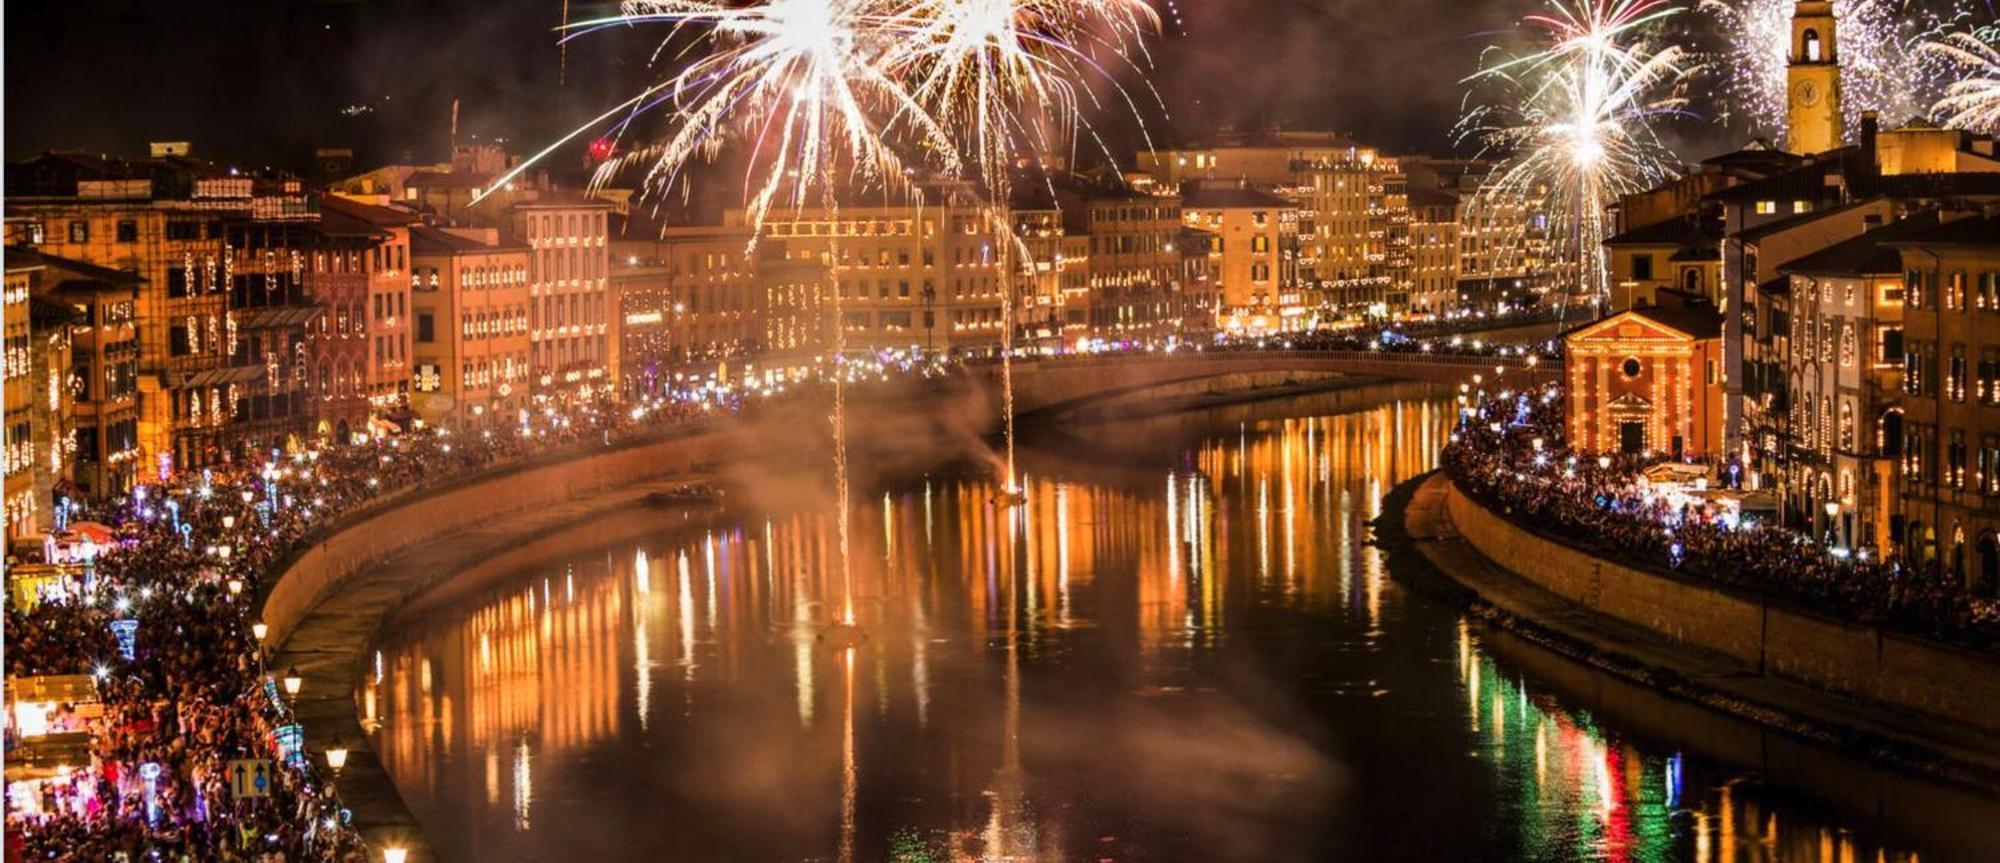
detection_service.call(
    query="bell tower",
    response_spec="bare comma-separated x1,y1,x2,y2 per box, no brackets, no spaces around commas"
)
1786,1,1843,155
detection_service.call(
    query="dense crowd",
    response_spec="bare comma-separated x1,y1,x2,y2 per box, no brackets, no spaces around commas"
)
1443,383,2000,651
0,378,822,861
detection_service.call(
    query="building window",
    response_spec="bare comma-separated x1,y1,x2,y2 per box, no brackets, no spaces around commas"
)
1950,431,1967,490
1632,254,1654,281
1755,201,1777,215
1620,357,1643,378
116,220,138,243
68,221,89,243
1950,346,1968,402
1983,349,2000,405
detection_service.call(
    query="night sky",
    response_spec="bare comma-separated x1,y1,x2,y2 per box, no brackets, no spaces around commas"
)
1,0,1987,174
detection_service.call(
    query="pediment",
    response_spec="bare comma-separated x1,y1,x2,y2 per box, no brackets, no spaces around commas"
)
1567,311,1694,345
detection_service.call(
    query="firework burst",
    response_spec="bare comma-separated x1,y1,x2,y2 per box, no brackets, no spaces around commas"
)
1460,0,1694,310
1699,0,1964,138
1927,26,2000,133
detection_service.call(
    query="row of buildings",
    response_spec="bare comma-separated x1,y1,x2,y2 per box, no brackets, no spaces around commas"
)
1560,0,2000,590
0,118,1576,550
2,143,616,545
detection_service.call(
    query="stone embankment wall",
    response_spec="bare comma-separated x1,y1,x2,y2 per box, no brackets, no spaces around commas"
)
260,426,732,646
1444,483,2000,733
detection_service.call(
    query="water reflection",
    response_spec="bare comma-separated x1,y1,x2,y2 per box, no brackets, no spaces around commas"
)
369,388,1983,862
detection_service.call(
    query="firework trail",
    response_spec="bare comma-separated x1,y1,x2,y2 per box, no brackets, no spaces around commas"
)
1927,26,2000,133
886,0,1161,496
491,0,1162,609
1459,0,1693,313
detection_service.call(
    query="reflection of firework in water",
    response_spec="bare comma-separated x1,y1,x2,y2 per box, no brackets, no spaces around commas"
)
1460,0,1693,310
1699,0,1967,137
1927,27,2000,133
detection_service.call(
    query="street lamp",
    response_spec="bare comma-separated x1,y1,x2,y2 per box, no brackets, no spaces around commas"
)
226,578,244,597
221,515,236,530
383,848,409,863
251,621,269,641
283,666,303,697
1823,500,1841,550
325,736,349,773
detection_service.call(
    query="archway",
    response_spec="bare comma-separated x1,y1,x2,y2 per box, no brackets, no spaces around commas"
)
1977,533,2000,598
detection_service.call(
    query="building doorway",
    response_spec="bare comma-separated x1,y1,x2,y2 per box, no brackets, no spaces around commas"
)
1619,421,1645,454
1978,534,2000,598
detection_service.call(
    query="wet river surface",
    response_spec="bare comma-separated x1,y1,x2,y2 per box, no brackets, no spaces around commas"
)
367,384,2000,862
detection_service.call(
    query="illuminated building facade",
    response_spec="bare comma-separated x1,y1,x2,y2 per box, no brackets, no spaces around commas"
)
1180,180,1302,333
409,225,532,429
1889,212,2000,587
1139,131,1408,319
11,252,142,522
513,196,614,398
1564,294,1726,457
1406,188,1462,317
6,152,322,472
318,196,416,434
1770,214,1923,556
733,186,1013,354
3,251,57,543
304,205,392,440
1053,176,1187,344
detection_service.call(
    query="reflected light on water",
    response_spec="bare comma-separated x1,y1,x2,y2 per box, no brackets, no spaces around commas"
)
369,389,1960,863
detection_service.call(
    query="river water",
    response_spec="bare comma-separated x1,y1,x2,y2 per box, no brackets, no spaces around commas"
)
366,384,2000,862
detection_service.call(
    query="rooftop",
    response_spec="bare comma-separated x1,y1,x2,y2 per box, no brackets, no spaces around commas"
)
1182,183,1294,210
1778,211,1943,276
1884,211,2000,249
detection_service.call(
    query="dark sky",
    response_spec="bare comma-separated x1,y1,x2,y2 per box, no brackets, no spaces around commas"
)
0,0,1545,171
2,0,1987,174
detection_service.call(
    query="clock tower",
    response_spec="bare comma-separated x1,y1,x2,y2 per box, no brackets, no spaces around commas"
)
1786,0,1843,155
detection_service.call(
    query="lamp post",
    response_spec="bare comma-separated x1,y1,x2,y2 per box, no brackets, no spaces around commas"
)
283,666,303,697
251,621,269,642
382,848,409,863
325,736,349,774
1824,500,1841,551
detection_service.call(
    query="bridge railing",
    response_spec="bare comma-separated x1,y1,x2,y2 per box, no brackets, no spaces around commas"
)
1001,347,1556,372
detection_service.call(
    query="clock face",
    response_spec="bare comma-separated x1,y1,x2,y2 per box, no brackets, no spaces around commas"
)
1793,80,1823,108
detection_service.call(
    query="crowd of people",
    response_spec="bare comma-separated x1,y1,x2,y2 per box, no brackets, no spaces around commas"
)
1443,383,2000,650
0,373,857,861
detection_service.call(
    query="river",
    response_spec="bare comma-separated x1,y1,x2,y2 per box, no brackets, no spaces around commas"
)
364,384,2000,862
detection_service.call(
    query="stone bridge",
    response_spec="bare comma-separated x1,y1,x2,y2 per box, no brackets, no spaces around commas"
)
989,349,1561,419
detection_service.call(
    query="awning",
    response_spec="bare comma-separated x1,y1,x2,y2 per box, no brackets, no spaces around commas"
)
6,674,100,706
179,364,266,388
3,733,95,780
63,522,116,545
236,305,324,330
